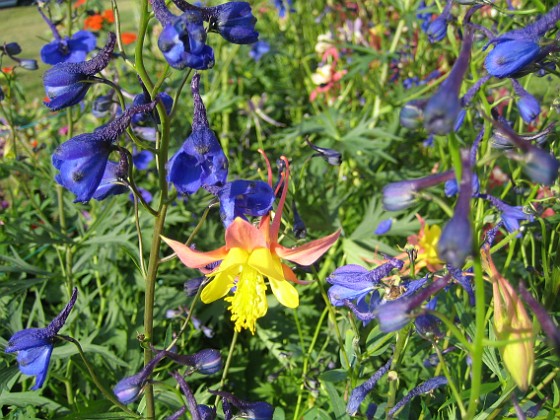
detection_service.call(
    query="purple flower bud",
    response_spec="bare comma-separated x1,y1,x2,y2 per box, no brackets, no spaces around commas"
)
382,170,455,211
346,358,392,416
2,42,22,55
165,348,222,375
399,99,427,129
517,93,540,123
113,351,167,404
19,59,39,70
209,390,274,420
5,288,78,390
523,147,560,186
374,218,392,235
305,138,342,165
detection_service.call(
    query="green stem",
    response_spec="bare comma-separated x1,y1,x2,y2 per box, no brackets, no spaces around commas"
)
60,335,141,418
293,306,329,420
214,330,239,407
434,344,466,417
466,252,486,419
386,325,411,414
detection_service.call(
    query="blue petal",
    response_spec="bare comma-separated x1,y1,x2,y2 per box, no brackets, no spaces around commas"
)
16,345,53,390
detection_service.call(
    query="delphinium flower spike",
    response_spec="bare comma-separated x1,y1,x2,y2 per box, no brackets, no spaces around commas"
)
52,101,156,202
167,73,228,195
346,357,392,416
423,27,474,135
38,5,96,65
437,150,473,268
43,32,116,111
163,154,340,333
388,376,448,417
5,288,78,390
151,0,214,70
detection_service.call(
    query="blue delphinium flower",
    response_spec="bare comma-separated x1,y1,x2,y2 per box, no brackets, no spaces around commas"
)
38,6,96,65
414,297,442,339
388,376,448,417
52,101,156,203
327,259,404,308
217,180,275,227
165,348,222,375
132,91,173,125
484,4,560,78
43,32,116,111
305,137,342,165
92,91,115,118
476,193,534,236
416,1,432,32
5,288,78,390
511,79,540,123
209,389,274,420
249,40,270,61
152,0,214,70
205,2,258,44
167,74,228,195
132,147,154,171
92,160,129,201
346,357,392,416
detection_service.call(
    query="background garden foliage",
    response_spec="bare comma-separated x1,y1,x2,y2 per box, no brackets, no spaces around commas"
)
1,0,560,419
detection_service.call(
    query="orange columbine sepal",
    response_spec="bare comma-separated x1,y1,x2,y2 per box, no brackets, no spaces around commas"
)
162,154,340,333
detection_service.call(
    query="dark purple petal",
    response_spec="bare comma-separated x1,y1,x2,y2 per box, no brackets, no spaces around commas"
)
346,358,392,416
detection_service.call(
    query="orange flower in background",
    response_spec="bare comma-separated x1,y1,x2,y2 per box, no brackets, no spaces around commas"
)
73,0,86,8
102,9,115,24
84,14,103,31
121,32,137,45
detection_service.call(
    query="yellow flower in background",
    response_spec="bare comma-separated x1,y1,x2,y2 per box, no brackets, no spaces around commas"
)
417,223,443,267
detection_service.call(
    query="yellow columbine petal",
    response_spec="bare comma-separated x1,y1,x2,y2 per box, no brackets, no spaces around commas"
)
201,270,234,303
247,247,285,282
269,277,299,308
217,247,249,272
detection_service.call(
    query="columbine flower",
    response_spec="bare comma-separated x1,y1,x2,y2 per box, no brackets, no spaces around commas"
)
163,155,340,333
5,288,78,390
52,102,155,203
167,74,228,195
38,6,96,65
152,0,214,70
217,180,275,227
43,32,116,111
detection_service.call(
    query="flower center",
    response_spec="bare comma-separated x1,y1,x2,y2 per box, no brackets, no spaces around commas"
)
224,264,268,334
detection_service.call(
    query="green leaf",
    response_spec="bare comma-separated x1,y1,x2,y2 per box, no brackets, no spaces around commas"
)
319,369,347,383
322,381,350,420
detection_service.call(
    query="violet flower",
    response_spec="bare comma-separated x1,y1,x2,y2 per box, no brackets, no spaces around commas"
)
217,180,275,227
511,79,540,123
113,351,167,404
52,102,156,203
167,74,228,195
43,32,116,111
152,0,214,70
209,390,274,420
249,40,270,61
476,193,534,236
5,288,78,390
38,6,96,65
425,0,453,43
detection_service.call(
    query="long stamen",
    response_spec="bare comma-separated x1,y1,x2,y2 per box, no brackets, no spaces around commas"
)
270,156,290,242
258,148,273,187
